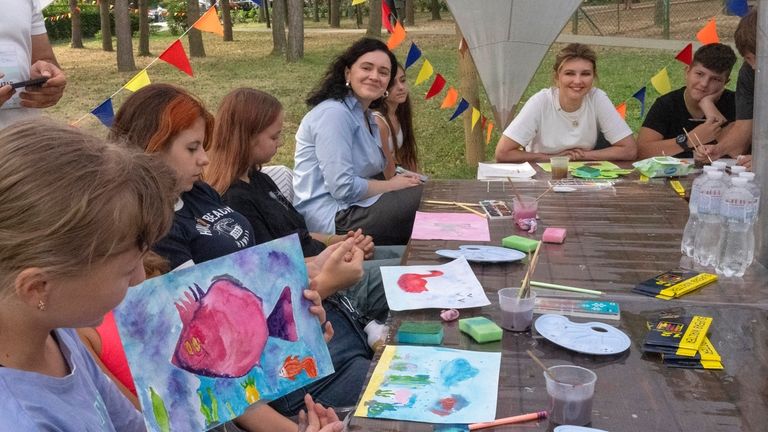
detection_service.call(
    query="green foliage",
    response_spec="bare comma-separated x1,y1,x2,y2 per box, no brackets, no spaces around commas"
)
165,0,189,35
43,4,140,41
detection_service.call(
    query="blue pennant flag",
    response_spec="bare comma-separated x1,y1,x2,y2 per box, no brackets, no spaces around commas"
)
726,0,748,17
91,98,114,128
632,87,647,118
251,0,262,7
405,43,422,69
449,98,469,121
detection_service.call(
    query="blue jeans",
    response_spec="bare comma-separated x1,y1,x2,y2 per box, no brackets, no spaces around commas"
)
342,245,405,323
268,295,372,416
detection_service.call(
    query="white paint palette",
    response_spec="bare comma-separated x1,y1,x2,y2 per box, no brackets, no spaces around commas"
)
534,314,630,355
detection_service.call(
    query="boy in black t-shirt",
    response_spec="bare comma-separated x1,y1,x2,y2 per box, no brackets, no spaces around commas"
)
637,43,737,159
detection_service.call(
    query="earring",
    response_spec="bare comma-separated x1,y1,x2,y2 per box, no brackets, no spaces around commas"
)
383,90,389,98
37,300,46,311
345,81,351,88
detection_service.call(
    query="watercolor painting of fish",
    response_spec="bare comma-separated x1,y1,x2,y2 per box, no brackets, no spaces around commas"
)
380,257,490,311
114,234,333,432
354,346,500,423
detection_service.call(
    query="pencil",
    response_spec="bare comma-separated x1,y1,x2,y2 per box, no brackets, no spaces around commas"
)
529,280,603,296
456,202,487,218
424,200,480,207
469,411,548,430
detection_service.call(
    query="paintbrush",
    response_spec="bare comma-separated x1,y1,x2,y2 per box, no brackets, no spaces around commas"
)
535,185,553,201
506,176,526,207
682,127,714,164
691,131,714,164
518,241,542,299
424,200,480,207
527,349,556,380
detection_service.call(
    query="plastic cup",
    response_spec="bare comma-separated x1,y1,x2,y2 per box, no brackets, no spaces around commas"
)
544,365,597,426
512,196,538,225
550,156,570,180
498,289,536,331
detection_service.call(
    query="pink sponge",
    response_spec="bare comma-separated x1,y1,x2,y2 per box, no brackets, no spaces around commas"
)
542,227,566,244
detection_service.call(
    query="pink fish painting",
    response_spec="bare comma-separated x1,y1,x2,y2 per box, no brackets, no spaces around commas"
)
397,271,444,293
172,276,298,378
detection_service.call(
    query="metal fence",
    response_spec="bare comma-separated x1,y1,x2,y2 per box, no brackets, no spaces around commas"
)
568,0,745,41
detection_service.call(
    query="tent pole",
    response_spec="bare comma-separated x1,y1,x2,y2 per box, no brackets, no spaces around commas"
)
754,1,768,267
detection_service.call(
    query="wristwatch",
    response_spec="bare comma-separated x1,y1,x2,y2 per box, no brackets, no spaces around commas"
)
675,133,689,150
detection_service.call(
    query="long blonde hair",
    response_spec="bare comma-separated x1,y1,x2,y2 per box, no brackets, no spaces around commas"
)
0,120,177,295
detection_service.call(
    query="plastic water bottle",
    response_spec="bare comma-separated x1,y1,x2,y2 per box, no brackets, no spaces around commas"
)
681,166,716,257
716,177,752,277
730,165,747,176
739,172,761,265
712,161,730,187
693,170,727,267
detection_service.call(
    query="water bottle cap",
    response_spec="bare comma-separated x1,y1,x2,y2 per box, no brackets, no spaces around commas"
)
731,177,748,185
739,172,755,180
712,161,727,170
730,166,747,174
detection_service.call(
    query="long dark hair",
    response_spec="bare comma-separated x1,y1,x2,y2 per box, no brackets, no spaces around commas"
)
306,38,398,107
371,64,419,171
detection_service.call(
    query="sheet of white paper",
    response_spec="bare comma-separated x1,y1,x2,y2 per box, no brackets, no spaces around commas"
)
477,162,536,180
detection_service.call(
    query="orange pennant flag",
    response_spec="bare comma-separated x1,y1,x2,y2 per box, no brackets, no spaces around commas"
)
616,102,627,120
486,121,494,144
440,87,459,109
696,18,719,45
386,21,406,50
194,6,224,36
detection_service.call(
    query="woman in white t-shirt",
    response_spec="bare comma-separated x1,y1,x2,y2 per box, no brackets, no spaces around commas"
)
495,43,636,163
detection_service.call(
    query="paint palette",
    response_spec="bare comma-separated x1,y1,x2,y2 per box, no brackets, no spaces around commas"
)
554,426,609,432
534,314,631,355
435,245,526,263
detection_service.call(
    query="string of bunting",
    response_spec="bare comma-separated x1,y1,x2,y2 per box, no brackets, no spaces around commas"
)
613,0,748,121
72,1,225,127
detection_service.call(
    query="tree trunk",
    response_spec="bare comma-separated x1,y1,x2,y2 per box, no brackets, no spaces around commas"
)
430,0,441,20
222,0,234,41
329,0,340,28
405,0,414,26
69,0,84,48
264,1,271,28
457,26,482,167
367,0,382,37
186,0,206,57
99,0,113,51
313,0,319,22
355,5,362,28
138,0,151,56
271,0,287,56
286,0,304,62
115,0,136,72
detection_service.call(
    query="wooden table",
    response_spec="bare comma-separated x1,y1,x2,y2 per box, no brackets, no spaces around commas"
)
348,178,768,432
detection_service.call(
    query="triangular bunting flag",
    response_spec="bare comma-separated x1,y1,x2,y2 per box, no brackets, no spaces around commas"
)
650,68,671,95
726,0,748,17
194,6,224,36
124,69,151,92
251,0,263,7
471,107,481,129
425,74,446,99
696,18,719,45
675,43,693,65
352,0,365,5
449,98,469,121
160,40,193,77
486,121,494,144
415,60,434,85
440,87,459,109
615,102,627,120
91,98,115,127
405,43,422,69
632,87,647,117
386,21,406,50
481,115,487,131
382,1,394,33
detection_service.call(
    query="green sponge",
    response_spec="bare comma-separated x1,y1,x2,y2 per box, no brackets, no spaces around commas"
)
396,321,444,345
502,235,540,252
458,317,502,343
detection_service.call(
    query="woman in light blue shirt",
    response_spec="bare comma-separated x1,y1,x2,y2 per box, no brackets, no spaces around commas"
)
293,38,423,246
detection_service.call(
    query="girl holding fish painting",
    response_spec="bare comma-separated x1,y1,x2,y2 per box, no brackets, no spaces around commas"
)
109,83,371,422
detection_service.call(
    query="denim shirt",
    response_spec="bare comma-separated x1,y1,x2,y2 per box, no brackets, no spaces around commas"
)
293,93,387,233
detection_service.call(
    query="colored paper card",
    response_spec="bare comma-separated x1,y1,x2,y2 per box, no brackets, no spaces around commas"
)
91,98,114,127
405,43,422,69
696,18,719,45
485,121,494,144
440,87,459,109
352,0,365,5
726,0,749,17
632,87,646,117
675,43,693,65
379,257,490,311
354,345,500,423
411,211,490,241
449,98,469,120
650,67,671,95
160,39,193,77
615,102,626,120
386,21,406,50
425,73,446,99
124,69,151,92
415,59,434,85
115,234,333,432
537,161,620,173
194,6,224,36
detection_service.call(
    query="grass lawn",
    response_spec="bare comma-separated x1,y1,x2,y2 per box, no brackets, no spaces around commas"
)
46,16,741,179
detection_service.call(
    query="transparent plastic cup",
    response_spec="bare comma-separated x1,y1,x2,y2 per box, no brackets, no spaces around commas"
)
512,196,538,225
498,289,536,331
550,156,570,180
544,365,597,426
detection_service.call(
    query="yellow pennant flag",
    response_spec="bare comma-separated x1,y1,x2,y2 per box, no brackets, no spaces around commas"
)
123,69,151,92
415,60,434,86
650,68,671,95
193,6,224,36
386,21,406,50
440,87,459,109
471,107,480,129
352,0,366,5
486,121,494,144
